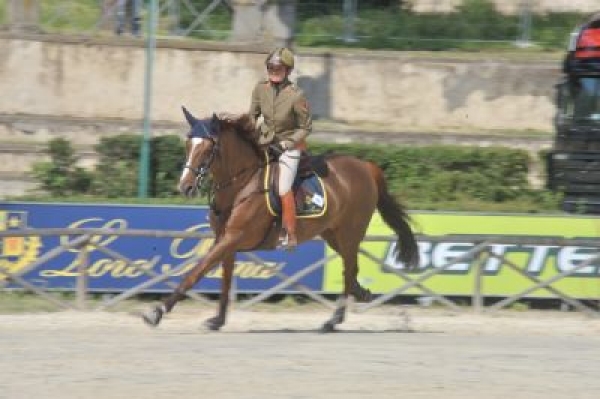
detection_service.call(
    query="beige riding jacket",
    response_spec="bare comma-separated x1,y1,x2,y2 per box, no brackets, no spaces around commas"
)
249,79,312,145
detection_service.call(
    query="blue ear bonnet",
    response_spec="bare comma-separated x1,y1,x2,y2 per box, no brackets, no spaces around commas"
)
188,114,220,139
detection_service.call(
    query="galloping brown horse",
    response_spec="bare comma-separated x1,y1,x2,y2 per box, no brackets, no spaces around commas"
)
142,107,419,331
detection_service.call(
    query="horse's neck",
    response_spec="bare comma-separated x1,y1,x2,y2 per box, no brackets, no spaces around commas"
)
211,132,261,201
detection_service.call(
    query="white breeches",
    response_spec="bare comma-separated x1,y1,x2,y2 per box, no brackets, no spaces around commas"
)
278,149,301,195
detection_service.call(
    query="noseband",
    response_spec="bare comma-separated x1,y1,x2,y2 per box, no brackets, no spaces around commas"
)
185,136,218,193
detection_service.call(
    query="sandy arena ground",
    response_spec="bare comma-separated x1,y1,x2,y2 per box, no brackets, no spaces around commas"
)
1,303,600,399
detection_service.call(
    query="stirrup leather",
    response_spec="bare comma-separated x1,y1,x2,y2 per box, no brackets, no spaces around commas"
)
279,230,297,251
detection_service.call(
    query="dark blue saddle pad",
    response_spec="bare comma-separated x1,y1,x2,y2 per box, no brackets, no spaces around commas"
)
265,165,327,218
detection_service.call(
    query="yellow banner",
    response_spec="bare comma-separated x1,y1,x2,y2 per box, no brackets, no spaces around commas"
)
323,212,600,298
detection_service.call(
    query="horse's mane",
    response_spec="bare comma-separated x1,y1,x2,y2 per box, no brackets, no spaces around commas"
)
220,113,263,159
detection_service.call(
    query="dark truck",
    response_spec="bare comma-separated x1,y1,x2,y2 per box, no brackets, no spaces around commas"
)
548,13,600,213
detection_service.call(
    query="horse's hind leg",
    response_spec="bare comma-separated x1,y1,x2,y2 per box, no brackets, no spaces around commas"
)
323,229,372,300
321,229,371,332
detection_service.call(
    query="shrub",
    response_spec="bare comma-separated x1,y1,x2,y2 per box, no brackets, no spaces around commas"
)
30,135,561,212
31,138,92,197
151,135,185,197
310,142,532,203
91,135,141,198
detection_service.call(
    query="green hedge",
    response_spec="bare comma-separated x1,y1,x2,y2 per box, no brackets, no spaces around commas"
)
91,135,141,198
31,138,92,197
296,0,585,51
29,135,560,211
91,135,186,198
32,135,182,198
151,135,185,198
310,142,531,202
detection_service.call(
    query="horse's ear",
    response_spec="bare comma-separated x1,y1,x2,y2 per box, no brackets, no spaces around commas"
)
211,113,220,135
182,106,198,127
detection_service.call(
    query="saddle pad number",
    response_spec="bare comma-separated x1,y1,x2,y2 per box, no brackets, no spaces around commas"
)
311,193,324,207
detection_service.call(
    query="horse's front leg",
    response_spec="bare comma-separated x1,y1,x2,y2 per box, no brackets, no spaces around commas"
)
322,296,348,332
142,231,242,327
203,254,234,331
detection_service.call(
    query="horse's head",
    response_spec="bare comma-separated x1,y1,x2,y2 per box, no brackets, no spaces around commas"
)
178,106,220,197
179,107,262,196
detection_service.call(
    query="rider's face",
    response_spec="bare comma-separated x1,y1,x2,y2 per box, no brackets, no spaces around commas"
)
267,64,288,83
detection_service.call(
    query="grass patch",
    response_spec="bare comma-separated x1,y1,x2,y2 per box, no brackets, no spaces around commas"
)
6,191,563,214
5,195,208,206
40,0,102,34
0,291,64,313
407,196,563,213
2,1,586,53
296,1,585,51
0,291,176,314
507,301,530,311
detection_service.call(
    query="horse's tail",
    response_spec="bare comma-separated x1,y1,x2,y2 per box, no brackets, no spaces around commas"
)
368,162,420,269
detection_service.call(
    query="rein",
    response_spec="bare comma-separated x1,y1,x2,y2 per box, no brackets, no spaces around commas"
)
211,143,308,194
184,119,309,220
207,160,268,219
186,135,267,200
213,162,265,192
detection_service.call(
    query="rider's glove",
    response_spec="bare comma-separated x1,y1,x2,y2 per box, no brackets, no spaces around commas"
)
280,140,296,151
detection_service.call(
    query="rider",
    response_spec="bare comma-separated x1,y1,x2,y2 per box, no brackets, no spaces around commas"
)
249,47,313,251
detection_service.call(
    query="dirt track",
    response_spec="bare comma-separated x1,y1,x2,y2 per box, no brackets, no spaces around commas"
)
1,304,600,399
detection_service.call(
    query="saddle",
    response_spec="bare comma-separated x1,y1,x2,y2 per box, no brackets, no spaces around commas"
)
263,149,329,218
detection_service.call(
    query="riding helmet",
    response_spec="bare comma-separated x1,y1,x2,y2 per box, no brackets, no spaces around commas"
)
265,47,295,70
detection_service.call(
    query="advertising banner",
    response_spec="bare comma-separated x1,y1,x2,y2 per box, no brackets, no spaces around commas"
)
323,212,600,299
0,203,325,293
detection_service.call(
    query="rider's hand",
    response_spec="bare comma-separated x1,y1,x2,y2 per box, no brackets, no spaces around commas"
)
280,140,296,151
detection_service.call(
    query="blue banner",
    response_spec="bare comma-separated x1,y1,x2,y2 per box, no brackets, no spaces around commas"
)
0,203,325,293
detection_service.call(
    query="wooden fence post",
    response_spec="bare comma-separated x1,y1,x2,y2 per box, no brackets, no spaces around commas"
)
75,236,91,310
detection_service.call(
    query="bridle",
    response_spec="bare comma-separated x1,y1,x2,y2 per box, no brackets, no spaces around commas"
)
184,135,218,194
184,125,265,198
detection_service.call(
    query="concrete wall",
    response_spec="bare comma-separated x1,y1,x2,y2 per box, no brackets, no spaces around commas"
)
0,35,561,134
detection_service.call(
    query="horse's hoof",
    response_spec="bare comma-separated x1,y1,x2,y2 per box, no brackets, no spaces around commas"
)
356,289,372,303
203,317,224,331
352,286,372,303
142,306,163,327
320,322,336,333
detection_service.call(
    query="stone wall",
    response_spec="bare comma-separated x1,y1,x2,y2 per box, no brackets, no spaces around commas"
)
0,34,562,197
0,34,561,133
